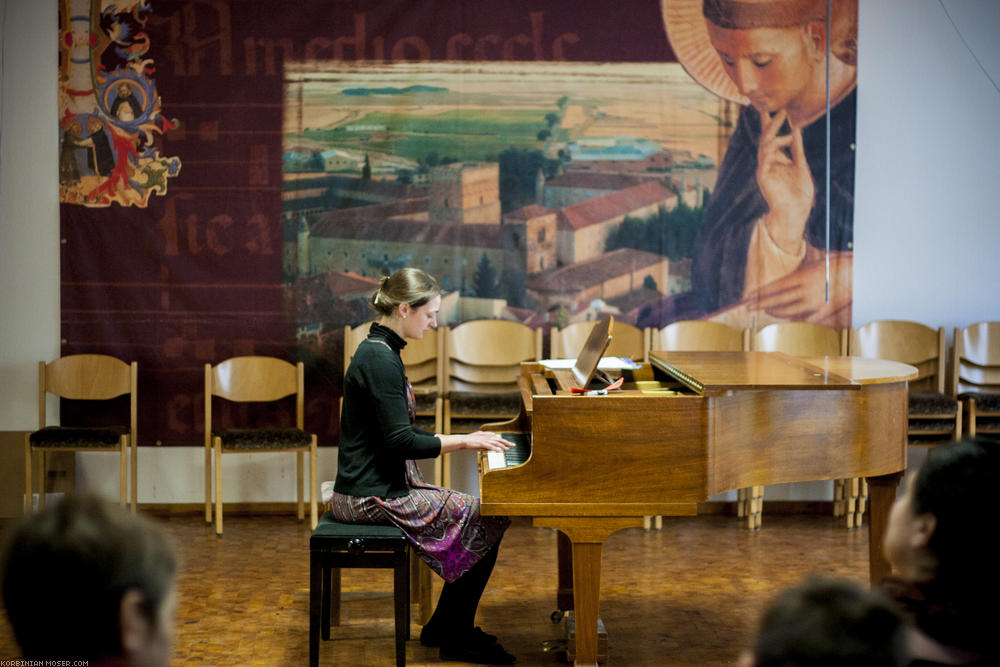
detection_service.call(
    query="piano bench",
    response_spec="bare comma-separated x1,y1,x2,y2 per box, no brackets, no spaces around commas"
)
309,512,411,667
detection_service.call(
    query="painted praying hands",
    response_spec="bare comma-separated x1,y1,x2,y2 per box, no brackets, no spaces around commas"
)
757,110,814,255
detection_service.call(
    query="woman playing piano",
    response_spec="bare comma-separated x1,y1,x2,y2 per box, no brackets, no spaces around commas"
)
330,267,517,665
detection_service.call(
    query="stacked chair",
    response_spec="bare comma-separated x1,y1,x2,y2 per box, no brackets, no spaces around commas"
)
442,319,541,489
442,320,541,435
653,320,748,354
748,322,848,529
849,320,962,535
852,321,961,447
648,320,748,529
952,321,1000,439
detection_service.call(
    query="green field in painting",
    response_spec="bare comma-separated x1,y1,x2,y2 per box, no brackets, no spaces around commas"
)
301,108,566,162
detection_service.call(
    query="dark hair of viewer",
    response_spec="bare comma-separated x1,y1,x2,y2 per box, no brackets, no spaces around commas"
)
909,437,1000,650
752,576,906,667
1,494,177,661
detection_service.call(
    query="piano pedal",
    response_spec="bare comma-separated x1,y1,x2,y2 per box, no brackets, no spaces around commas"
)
541,638,568,654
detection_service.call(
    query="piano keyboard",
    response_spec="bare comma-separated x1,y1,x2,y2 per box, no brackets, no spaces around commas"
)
485,432,531,470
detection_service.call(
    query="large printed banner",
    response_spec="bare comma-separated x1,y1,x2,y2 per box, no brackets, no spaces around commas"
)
59,0,857,445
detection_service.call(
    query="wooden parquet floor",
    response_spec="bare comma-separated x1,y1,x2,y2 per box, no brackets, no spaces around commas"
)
0,510,870,666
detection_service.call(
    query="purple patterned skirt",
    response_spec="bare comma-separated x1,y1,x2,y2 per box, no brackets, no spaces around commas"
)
327,461,510,583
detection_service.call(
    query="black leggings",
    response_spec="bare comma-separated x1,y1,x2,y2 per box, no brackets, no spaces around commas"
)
427,541,500,633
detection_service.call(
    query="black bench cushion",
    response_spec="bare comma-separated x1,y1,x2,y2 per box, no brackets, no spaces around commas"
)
312,513,407,541
310,514,410,555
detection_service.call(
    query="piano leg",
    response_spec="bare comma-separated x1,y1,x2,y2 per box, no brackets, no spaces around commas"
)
866,472,903,585
557,531,574,614
535,516,643,667
572,541,603,666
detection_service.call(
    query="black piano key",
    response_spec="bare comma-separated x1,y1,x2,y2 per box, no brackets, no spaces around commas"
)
501,432,531,466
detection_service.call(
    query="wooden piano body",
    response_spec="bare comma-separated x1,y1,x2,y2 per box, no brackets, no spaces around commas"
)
478,351,915,666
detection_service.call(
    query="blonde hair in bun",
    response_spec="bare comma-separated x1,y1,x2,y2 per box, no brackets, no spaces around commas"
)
369,268,441,317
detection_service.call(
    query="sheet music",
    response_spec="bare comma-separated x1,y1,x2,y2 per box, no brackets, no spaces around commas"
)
539,357,641,370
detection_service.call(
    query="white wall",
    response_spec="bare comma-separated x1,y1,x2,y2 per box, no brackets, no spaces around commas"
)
1,0,62,429
853,0,1000,330
2,0,999,503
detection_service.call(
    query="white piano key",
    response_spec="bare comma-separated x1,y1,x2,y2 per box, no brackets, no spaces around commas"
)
487,450,507,470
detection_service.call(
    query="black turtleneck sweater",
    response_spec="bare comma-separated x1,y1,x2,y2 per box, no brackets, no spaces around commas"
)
335,322,442,498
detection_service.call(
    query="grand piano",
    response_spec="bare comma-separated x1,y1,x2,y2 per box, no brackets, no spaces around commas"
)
478,350,915,666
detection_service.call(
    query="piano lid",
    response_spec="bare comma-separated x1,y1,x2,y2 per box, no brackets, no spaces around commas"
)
649,351,859,393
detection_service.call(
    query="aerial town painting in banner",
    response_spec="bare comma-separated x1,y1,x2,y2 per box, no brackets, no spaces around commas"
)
283,60,722,356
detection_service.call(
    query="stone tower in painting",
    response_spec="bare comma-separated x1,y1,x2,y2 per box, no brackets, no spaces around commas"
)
428,162,501,224
501,205,558,276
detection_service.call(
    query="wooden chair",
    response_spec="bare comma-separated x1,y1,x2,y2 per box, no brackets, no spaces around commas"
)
652,320,749,353
646,321,748,529
852,320,961,445
749,323,849,529
551,319,649,362
310,512,411,667
754,322,847,358
442,320,541,486
400,328,445,436
204,356,318,535
343,323,370,368
850,320,961,532
952,321,1000,439
25,354,137,514
342,324,371,431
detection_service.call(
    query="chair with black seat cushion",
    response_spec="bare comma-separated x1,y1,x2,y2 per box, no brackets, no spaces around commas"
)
441,320,541,486
25,354,138,514
204,355,318,535
310,512,410,667
852,320,961,446
652,319,749,354
952,321,1000,439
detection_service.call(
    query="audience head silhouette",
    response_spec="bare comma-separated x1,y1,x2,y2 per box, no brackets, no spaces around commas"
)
882,437,1000,661
1,494,178,667
744,575,906,667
